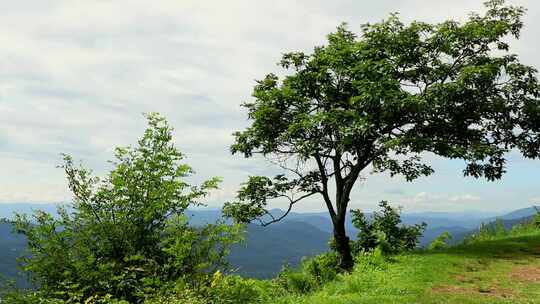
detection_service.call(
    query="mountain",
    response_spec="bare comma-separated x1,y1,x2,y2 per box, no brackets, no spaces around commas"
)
496,206,539,220
1,203,537,285
228,221,331,278
0,203,60,220
0,207,332,285
0,221,28,287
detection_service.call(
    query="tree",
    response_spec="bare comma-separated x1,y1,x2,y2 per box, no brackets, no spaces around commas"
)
13,113,241,303
351,201,426,255
223,0,540,270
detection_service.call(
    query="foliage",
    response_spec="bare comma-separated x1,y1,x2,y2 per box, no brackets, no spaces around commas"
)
10,113,242,303
224,0,540,269
272,231,540,304
464,214,540,244
276,252,340,294
353,248,389,272
428,231,453,250
351,201,426,255
533,207,540,228
144,271,282,304
464,218,508,243
302,252,341,285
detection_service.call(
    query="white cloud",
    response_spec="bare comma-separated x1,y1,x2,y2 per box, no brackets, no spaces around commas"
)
529,197,540,204
389,192,484,212
449,194,481,203
0,1,539,213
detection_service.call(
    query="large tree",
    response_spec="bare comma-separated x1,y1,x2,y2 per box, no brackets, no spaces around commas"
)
223,0,540,270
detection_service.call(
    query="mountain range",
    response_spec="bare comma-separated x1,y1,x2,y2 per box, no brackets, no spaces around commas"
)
0,203,538,285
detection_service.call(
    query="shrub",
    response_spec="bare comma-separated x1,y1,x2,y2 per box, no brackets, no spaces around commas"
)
143,288,206,304
353,247,388,273
464,219,507,243
351,201,426,255
302,252,340,285
11,114,242,303
533,207,540,229
143,272,269,304
428,231,452,250
276,265,314,294
275,252,341,295
207,272,264,304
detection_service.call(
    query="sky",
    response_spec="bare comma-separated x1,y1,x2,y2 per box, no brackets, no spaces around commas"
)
1,0,540,214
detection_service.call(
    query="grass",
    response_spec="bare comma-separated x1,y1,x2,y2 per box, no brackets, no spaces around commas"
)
272,231,540,304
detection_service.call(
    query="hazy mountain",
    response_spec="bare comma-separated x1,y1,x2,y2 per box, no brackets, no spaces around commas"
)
0,203,60,220
0,203,537,285
0,217,330,285
228,221,331,278
0,221,28,287
496,206,539,220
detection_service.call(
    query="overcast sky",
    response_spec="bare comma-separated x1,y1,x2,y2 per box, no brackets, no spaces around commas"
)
1,0,539,213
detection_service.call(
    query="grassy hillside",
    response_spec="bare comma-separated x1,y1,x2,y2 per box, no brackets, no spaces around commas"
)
275,231,540,304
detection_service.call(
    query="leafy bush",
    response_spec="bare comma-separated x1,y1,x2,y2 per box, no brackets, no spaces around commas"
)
428,232,452,250
533,207,540,229
351,201,426,255
276,267,313,294
10,114,242,303
207,272,268,304
276,252,340,294
353,247,388,272
302,252,340,285
146,271,282,304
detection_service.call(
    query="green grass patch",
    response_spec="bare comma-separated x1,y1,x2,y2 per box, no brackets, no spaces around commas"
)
271,231,540,304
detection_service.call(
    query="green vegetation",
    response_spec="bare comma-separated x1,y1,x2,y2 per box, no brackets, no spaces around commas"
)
224,0,540,270
351,201,426,255
2,1,540,303
428,231,453,251
8,211,538,303
271,218,540,304
1,114,242,303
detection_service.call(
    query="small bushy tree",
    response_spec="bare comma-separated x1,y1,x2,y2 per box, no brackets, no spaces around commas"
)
351,201,426,255
12,113,242,303
428,232,453,250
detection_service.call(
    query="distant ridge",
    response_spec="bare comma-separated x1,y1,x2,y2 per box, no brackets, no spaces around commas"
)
228,221,331,278
0,203,61,220
496,205,540,220
1,203,539,282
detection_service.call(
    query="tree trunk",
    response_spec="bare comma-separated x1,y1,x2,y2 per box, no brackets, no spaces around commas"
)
333,216,354,271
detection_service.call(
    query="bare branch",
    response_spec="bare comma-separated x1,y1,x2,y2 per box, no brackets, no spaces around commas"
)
260,191,319,226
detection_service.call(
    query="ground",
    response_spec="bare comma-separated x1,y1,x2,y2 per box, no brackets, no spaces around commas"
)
275,232,540,303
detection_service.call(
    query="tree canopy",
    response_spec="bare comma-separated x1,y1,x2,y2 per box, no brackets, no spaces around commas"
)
224,0,540,269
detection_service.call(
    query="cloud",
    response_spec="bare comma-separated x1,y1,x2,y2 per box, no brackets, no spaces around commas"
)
390,192,484,212
384,189,406,195
449,194,481,203
0,0,539,214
